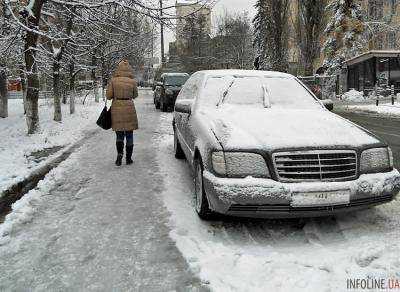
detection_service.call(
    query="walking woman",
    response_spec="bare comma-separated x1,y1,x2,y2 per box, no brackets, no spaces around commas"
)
106,60,139,166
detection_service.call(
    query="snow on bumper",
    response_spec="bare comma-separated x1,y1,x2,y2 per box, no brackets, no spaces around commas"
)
203,170,400,216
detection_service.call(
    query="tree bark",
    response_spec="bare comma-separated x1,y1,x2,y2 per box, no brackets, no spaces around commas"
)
19,63,27,114
24,0,45,134
53,59,62,122
91,51,99,103
69,60,75,114
0,66,8,118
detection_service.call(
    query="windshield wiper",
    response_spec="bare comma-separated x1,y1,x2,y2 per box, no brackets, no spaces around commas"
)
217,79,235,106
262,84,271,108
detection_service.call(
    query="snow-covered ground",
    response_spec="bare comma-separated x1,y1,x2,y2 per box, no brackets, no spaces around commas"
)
339,102,400,118
0,97,102,196
1,91,400,291
156,112,400,292
0,91,204,291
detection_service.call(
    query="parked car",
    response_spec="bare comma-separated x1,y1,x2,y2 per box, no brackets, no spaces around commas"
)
173,70,400,219
154,73,190,111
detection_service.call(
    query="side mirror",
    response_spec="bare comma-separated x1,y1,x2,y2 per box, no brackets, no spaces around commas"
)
321,99,334,111
175,101,192,114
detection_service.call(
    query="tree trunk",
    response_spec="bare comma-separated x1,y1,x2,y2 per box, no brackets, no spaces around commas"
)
91,51,99,103
19,64,27,114
62,92,67,104
0,66,8,118
53,60,62,122
69,61,75,114
24,0,45,134
101,54,107,101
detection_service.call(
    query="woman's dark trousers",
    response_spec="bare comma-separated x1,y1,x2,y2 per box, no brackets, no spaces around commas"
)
115,131,134,166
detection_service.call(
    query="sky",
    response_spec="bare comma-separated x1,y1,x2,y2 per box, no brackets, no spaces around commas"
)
163,0,256,55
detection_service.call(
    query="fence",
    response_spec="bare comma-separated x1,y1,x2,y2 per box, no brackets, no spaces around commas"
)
8,91,54,99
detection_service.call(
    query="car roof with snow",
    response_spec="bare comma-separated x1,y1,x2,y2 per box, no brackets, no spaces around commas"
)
161,73,189,77
197,70,294,79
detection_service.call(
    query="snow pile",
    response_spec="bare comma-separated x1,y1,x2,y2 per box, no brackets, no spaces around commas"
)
341,103,400,117
341,89,366,102
0,98,102,195
0,155,74,246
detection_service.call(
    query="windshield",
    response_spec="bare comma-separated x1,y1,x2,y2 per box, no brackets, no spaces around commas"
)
165,75,189,86
201,76,322,109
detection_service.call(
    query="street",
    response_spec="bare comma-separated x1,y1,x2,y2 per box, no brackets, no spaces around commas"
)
336,110,400,169
1,89,400,291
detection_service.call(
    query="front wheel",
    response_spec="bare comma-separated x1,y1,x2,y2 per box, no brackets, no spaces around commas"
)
194,158,213,220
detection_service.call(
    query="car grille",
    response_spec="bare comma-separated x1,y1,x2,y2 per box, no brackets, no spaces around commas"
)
273,150,357,182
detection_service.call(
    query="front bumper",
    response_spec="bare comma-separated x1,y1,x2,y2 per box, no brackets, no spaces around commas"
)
203,170,400,218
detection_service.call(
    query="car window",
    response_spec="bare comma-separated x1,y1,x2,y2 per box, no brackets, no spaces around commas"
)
165,75,189,86
201,76,264,107
200,75,322,109
266,77,322,109
177,73,202,100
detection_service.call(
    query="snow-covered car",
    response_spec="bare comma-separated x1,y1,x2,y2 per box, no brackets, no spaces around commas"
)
173,70,400,219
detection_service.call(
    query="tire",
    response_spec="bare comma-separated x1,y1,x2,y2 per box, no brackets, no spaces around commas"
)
155,100,160,109
174,130,185,159
194,158,213,220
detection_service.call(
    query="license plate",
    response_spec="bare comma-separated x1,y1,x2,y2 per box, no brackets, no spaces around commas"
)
291,190,350,207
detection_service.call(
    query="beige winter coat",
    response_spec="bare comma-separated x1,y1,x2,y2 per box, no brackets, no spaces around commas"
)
106,61,139,131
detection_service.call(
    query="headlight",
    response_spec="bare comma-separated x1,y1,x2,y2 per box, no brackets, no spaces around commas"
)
212,151,270,178
360,147,393,173
165,89,173,95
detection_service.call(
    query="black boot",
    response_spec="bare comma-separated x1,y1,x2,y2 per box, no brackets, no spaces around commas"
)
115,141,124,166
126,145,133,165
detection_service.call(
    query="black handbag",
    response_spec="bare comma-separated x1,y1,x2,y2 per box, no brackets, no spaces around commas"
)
96,101,112,130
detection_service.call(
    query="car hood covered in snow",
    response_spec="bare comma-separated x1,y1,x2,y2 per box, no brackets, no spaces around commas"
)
200,106,383,151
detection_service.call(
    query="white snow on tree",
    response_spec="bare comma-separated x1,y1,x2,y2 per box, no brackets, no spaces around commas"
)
323,0,365,75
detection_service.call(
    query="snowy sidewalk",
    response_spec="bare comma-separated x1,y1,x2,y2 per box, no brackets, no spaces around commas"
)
0,91,206,291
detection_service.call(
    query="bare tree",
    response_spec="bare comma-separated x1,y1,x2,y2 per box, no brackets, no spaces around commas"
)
214,11,254,69
253,0,290,72
20,0,46,134
180,13,212,72
4,0,213,133
295,0,327,76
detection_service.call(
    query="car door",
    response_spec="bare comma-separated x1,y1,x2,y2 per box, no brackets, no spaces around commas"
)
181,73,203,158
175,73,201,159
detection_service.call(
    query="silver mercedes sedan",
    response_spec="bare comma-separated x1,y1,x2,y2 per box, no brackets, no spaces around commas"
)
172,70,400,219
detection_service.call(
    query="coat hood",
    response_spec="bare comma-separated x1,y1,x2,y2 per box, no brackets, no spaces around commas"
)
203,106,382,151
114,60,134,79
